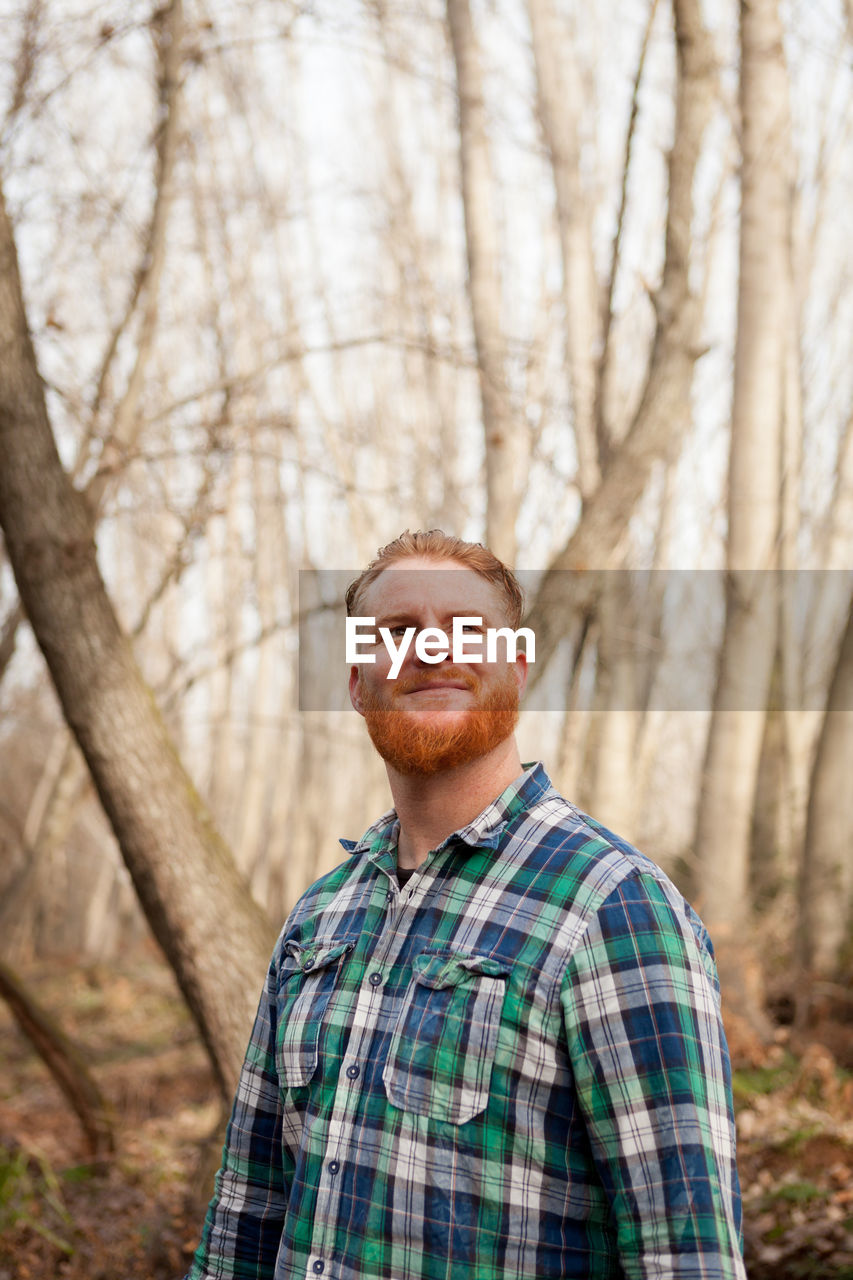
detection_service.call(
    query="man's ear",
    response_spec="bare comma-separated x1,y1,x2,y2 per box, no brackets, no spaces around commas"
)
514,650,528,698
349,665,365,716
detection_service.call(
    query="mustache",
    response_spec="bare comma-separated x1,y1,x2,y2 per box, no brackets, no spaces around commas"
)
390,667,479,697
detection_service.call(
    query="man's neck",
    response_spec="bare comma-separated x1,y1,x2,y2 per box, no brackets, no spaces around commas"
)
389,738,526,870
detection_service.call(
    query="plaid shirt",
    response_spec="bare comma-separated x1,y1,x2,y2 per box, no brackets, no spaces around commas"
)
187,764,744,1280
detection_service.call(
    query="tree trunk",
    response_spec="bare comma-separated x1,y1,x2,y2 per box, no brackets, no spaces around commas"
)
446,0,518,562
596,0,661,463
0,958,115,1160
234,431,288,880
750,254,807,908
205,456,244,846
30,740,91,956
0,179,275,1099
528,0,601,500
749,682,790,907
523,0,717,682
694,0,792,966
801,415,853,698
584,577,641,837
799,596,853,980
0,598,24,682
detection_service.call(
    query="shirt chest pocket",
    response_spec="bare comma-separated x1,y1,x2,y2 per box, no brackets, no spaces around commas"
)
383,952,509,1125
276,940,354,1088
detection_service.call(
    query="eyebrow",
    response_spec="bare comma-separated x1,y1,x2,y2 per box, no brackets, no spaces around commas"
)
372,615,417,629
373,611,491,627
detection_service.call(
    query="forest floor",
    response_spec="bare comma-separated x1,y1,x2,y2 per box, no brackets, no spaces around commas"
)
0,954,851,1279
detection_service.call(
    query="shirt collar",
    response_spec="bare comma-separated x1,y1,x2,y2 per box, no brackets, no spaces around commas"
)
339,762,552,859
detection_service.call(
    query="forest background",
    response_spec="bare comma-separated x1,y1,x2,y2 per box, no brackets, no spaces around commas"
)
0,0,851,1275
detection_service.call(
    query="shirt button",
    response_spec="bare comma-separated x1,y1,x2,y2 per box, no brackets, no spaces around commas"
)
312,1263,325,1275
369,971,383,986
328,1160,340,1174
345,1063,360,1079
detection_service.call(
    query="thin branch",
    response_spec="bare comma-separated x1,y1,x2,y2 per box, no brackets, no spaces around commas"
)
129,454,219,639
136,331,475,431
3,0,44,131
160,617,292,707
1,17,148,151
159,602,337,708
595,0,661,464
78,0,185,509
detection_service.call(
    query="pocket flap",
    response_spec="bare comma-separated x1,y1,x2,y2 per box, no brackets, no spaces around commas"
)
283,939,354,974
412,952,509,989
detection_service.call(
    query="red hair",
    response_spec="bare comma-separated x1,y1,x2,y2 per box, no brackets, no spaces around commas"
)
345,530,524,626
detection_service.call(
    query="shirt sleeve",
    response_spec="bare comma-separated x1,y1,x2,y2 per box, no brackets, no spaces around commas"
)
559,870,746,1280
185,950,288,1280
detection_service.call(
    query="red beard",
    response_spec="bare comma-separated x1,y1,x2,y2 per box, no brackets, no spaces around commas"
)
359,669,520,776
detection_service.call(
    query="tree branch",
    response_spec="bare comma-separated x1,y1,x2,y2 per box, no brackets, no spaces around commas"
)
0,958,115,1160
78,0,185,506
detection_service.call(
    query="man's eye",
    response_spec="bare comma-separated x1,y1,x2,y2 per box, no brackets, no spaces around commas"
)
460,622,484,633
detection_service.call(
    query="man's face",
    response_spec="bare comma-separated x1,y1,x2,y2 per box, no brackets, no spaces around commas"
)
348,558,527,776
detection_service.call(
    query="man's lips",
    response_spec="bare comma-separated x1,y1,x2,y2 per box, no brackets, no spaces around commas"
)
393,672,477,696
403,680,471,693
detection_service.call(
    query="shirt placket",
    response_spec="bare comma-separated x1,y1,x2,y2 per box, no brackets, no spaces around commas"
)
304,851,444,1280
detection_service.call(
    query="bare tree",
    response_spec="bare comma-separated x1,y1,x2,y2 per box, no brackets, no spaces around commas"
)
0,0,192,955
693,0,793,988
799,596,853,983
0,178,275,1097
0,957,114,1159
523,0,718,679
446,0,518,562
528,0,601,501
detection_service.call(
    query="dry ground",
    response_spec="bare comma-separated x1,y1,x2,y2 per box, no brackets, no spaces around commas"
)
0,954,851,1278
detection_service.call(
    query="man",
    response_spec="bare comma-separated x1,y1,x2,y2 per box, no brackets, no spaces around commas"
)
186,530,746,1280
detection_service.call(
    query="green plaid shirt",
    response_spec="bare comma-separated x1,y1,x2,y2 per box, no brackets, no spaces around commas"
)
187,764,744,1280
